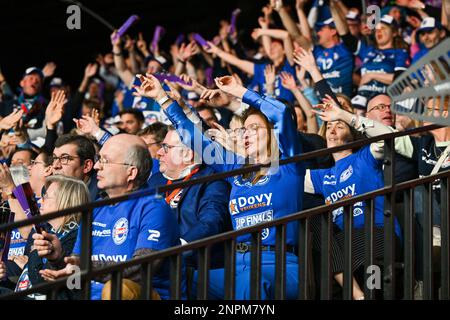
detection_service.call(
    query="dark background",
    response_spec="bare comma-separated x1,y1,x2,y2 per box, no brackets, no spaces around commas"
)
0,0,269,91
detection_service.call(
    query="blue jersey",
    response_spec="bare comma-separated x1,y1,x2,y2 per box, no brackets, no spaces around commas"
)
313,43,354,97
72,195,181,300
412,47,428,64
356,42,410,99
310,146,401,236
8,229,27,257
253,59,296,103
164,89,305,247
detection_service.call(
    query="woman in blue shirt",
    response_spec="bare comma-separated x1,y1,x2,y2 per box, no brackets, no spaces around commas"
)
133,73,305,299
305,95,403,298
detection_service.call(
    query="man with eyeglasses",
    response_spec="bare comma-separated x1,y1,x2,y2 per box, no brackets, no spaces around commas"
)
52,134,100,200
36,133,184,300
148,127,231,297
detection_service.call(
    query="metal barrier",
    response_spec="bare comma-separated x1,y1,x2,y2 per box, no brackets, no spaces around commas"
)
0,124,449,300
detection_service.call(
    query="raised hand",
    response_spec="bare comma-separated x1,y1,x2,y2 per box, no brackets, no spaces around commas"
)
293,46,318,73
311,94,344,122
296,0,308,10
84,63,98,79
178,42,200,62
45,89,66,129
163,80,183,105
132,74,165,100
264,64,276,87
270,0,283,11
124,35,136,52
136,32,148,54
204,41,220,55
0,109,24,131
42,62,57,78
214,75,247,99
73,114,100,136
178,74,205,93
110,30,121,47
258,16,269,29
0,163,15,191
280,71,297,90
200,89,231,107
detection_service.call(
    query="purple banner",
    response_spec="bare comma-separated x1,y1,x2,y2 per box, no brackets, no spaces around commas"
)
153,73,191,86
12,183,42,233
151,25,166,52
193,33,209,48
111,15,139,43
229,8,241,35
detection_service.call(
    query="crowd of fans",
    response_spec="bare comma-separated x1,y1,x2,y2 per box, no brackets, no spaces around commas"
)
0,0,449,300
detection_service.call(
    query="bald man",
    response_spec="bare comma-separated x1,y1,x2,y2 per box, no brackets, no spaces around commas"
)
34,134,184,300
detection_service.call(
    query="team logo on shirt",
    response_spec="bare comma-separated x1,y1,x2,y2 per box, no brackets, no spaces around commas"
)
229,193,273,215
323,174,337,185
339,165,353,183
233,175,270,187
112,218,129,245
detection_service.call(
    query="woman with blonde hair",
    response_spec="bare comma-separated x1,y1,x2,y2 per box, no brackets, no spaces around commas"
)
14,175,90,299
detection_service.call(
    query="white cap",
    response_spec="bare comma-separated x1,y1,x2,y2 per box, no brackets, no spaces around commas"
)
351,95,368,109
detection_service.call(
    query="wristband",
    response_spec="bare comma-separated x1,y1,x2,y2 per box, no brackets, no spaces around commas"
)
157,95,170,106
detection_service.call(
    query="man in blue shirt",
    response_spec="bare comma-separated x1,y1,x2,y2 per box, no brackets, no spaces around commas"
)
36,134,182,300
272,3,354,98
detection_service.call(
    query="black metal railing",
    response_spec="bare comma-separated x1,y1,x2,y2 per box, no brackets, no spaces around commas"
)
0,124,449,300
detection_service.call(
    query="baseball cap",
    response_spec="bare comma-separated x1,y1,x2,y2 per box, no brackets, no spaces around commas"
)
376,15,398,29
346,11,361,23
315,18,336,31
23,67,44,79
49,77,64,88
417,17,442,34
351,95,368,110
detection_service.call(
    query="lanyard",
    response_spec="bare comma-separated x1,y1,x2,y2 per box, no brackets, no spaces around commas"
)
165,167,200,205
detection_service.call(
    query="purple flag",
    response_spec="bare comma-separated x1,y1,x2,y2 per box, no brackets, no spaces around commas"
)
111,15,139,43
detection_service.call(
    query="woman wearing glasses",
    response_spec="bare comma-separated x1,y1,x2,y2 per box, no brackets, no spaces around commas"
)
133,73,305,300
14,175,90,299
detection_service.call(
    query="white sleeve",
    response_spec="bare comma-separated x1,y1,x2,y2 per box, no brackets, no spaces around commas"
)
304,169,315,194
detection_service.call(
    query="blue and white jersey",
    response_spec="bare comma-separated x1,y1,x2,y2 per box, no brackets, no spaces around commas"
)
72,195,180,300
253,59,296,103
8,229,27,257
356,42,410,99
313,43,354,97
164,89,305,247
310,146,401,236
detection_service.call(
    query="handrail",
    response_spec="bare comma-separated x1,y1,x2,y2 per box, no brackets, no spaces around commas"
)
2,169,449,300
0,123,441,234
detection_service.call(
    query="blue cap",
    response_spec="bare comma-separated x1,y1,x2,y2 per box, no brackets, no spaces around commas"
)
315,18,336,31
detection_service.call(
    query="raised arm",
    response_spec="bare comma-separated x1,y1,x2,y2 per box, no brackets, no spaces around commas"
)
255,28,295,65
273,0,313,49
111,31,134,87
205,42,255,76
313,95,396,160
132,74,244,173
215,75,301,157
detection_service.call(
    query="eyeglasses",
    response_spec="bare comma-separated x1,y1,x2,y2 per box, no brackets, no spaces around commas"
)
367,103,390,112
237,123,265,137
30,160,45,166
94,155,133,167
160,143,185,154
51,154,80,165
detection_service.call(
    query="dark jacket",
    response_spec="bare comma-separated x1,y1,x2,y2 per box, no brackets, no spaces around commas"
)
25,224,80,299
148,165,232,269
